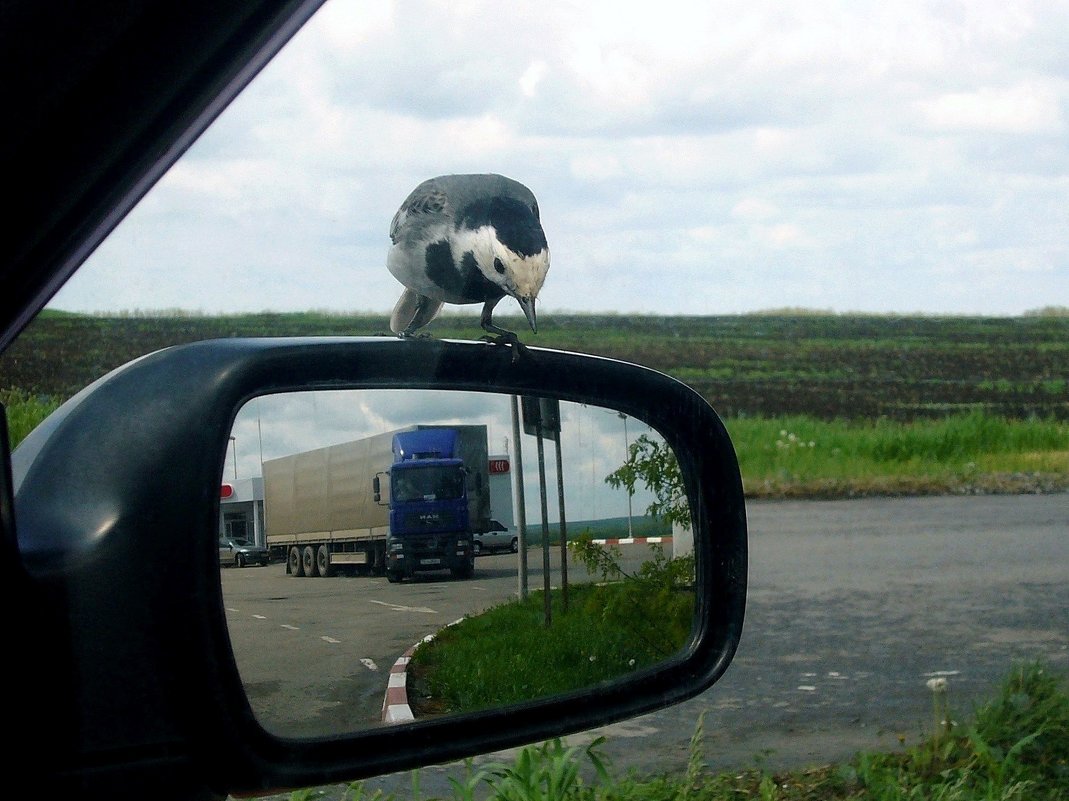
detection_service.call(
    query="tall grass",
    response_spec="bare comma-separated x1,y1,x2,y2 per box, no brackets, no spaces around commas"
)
1,388,60,448
726,411,1068,497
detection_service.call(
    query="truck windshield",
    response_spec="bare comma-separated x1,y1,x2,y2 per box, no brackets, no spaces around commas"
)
392,466,464,503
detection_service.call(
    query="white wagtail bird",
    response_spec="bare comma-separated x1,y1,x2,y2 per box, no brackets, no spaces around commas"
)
387,174,550,345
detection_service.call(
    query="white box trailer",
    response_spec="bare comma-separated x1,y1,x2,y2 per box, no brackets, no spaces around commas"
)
263,425,492,580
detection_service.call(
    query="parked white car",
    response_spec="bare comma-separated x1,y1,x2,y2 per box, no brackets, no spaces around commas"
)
472,519,518,555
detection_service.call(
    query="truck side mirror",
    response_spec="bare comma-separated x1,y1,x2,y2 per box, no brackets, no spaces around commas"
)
372,475,381,503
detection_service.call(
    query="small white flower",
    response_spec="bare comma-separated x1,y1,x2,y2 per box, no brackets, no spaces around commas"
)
809,441,816,448
589,655,596,662
628,658,636,667
926,677,948,693
780,429,788,437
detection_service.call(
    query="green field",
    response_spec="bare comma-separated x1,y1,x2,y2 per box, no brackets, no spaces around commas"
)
3,310,1067,421
3,311,1066,496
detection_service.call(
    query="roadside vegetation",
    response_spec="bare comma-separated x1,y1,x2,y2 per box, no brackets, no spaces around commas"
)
0,388,60,447
295,662,1068,801
727,412,1068,499
408,545,694,715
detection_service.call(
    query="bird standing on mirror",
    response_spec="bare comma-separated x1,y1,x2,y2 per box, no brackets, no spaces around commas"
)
387,174,550,347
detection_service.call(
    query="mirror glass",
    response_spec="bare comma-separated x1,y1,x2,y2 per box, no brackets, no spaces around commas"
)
220,389,694,739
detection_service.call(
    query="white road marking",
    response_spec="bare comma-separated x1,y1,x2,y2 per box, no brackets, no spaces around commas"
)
369,600,438,614
280,624,299,631
361,658,379,671
252,614,267,620
321,636,341,644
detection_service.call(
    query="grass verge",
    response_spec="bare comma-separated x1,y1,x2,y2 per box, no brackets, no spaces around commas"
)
408,553,694,716
727,412,1068,499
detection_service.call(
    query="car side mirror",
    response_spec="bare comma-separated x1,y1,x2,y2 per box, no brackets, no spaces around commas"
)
10,337,746,799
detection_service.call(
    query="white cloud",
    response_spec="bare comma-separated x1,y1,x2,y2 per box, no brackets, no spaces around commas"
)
917,83,1065,134
49,0,1069,318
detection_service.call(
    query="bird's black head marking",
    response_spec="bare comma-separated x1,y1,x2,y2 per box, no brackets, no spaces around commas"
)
456,196,547,257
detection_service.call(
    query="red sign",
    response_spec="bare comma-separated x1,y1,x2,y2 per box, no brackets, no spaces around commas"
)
220,484,234,499
488,458,510,474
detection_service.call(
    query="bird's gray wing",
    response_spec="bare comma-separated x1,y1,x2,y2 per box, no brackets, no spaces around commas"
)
389,178,450,244
390,288,445,335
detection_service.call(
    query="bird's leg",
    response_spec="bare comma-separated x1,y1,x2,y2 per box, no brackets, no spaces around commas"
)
479,298,531,362
478,297,516,341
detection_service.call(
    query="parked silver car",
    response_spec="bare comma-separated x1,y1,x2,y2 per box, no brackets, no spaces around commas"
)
472,519,518,556
218,537,270,568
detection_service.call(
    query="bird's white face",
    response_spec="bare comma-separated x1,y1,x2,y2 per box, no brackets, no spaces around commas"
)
456,225,550,303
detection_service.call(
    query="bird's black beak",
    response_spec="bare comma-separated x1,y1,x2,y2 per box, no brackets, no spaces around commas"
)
516,296,537,333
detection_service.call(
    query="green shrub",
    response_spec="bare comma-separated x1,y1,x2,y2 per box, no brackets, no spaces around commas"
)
1,388,60,448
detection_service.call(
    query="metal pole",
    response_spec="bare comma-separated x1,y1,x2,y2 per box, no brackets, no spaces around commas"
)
619,413,633,538
510,396,528,599
554,436,568,613
536,427,551,627
229,436,238,481
256,399,264,473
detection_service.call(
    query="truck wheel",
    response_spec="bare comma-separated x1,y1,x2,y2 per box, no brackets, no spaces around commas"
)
472,540,482,556
288,546,305,577
302,545,319,577
316,545,333,578
386,570,402,584
236,553,247,568
510,537,518,553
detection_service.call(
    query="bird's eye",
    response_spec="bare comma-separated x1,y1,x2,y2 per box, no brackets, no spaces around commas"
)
493,257,506,274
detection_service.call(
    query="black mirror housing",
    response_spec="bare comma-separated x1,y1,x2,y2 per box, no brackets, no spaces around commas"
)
11,337,747,799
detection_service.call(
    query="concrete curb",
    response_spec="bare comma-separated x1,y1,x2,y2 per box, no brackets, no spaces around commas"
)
591,536,671,546
381,619,464,725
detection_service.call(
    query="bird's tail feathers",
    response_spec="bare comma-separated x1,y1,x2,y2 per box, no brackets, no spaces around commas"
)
391,288,444,335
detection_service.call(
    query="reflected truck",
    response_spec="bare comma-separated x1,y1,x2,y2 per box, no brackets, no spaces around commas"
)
263,425,496,581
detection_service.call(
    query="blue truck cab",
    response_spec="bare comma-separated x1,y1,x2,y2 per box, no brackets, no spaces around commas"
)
381,428,475,582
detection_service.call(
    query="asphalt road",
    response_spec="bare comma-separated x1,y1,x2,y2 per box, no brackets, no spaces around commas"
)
234,493,1068,799
221,540,651,737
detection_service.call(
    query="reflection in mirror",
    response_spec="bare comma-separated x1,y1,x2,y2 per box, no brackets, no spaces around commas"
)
220,390,694,739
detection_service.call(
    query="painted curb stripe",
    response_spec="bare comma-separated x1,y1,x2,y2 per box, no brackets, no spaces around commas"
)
381,618,465,725
591,536,671,545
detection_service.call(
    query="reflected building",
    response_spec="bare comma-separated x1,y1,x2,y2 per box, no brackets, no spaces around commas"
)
220,477,265,547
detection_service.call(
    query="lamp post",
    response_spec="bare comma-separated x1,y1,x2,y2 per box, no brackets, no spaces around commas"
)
228,436,237,481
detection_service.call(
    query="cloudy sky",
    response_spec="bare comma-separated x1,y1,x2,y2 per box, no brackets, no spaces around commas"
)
52,0,1068,317
230,389,660,524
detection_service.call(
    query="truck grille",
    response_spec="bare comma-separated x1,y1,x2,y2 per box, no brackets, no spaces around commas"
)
401,511,458,532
